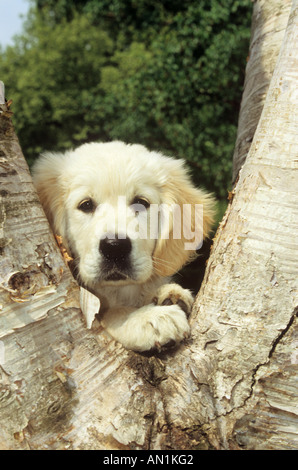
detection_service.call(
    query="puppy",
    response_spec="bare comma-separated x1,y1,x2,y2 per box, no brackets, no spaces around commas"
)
33,142,215,352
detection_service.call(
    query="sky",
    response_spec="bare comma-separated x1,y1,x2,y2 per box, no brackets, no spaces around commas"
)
0,0,31,48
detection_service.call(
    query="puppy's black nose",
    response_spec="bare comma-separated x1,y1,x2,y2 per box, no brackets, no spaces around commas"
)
99,235,132,262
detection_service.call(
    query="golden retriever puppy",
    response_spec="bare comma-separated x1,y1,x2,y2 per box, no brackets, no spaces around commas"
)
33,141,215,352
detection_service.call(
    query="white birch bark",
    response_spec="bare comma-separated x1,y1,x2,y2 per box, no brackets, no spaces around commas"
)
184,0,298,449
232,0,292,182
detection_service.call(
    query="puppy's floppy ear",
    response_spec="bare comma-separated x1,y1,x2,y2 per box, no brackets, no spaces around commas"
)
32,151,68,241
153,158,215,277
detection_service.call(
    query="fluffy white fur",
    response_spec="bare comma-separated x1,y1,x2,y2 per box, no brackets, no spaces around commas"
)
33,141,215,352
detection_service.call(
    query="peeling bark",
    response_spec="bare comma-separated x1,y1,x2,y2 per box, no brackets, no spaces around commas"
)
0,0,297,451
0,97,82,449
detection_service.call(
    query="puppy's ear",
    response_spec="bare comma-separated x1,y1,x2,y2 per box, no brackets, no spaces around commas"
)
32,152,68,241
153,159,215,277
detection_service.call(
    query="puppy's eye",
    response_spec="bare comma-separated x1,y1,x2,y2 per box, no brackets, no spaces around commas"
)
131,196,150,211
78,198,95,213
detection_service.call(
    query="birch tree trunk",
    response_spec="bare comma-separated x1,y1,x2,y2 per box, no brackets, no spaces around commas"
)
232,0,292,182
187,0,298,449
0,0,297,451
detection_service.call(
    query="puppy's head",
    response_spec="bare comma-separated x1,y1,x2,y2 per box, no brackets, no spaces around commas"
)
33,142,215,288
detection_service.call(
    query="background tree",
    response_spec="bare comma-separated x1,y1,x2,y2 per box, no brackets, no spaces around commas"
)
0,13,113,162
0,0,252,203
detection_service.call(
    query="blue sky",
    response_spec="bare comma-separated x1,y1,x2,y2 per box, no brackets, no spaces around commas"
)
0,0,31,48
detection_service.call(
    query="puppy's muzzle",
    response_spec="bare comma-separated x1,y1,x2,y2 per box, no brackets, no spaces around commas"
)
100,235,132,261
99,235,132,281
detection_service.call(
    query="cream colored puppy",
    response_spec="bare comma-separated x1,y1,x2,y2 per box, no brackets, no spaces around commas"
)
33,141,214,352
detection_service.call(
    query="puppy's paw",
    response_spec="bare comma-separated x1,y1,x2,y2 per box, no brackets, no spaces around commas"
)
152,283,194,318
102,303,191,353
135,304,191,353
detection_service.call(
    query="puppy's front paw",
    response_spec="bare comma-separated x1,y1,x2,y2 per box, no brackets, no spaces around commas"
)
153,283,194,318
102,303,191,353
136,304,191,353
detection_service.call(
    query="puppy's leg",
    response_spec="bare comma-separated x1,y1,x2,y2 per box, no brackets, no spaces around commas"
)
100,302,190,352
152,283,194,318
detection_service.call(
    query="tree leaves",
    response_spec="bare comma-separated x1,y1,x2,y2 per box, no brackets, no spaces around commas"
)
0,0,252,199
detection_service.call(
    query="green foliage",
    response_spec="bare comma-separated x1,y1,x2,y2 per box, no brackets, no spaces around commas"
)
92,0,252,197
0,0,252,199
0,12,113,162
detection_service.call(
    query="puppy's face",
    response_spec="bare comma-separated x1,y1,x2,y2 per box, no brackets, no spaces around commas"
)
63,153,161,287
33,142,215,289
